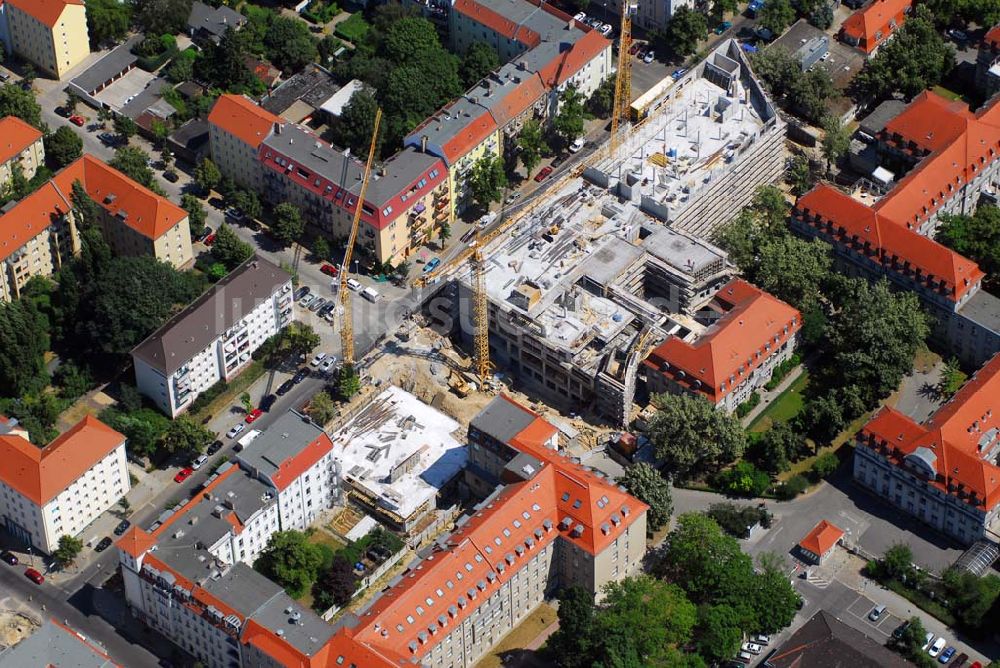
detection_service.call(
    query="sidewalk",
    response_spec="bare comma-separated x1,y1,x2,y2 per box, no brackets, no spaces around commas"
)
739,364,805,428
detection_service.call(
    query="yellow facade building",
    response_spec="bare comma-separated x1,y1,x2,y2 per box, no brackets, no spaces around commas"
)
7,0,90,79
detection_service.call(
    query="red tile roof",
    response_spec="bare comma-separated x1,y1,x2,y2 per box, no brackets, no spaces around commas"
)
442,108,499,165
7,0,82,27
798,520,844,556
859,353,1000,510
452,0,540,46
55,155,189,241
117,526,158,559
985,24,1000,50
0,116,41,166
208,94,280,150
270,432,333,492
0,179,72,262
840,0,912,54
881,91,972,154
0,416,124,506
643,279,802,403
539,29,611,88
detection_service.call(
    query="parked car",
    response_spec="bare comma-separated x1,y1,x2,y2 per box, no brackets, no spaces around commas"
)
226,423,245,439
672,68,688,81
69,114,85,126
629,42,642,55
197,228,213,243
868,604,886,621
928,637,946,658
736,650,752,664
173,467,194,483
643,50,656,63
203,232,217,246
751,634,770,645
98,132,116,145
293,286,310,301
113,519,131,536
951,653,969,667
948,29,968,42
276,379,295,396
423,257,441,273
164,171,179,183
207,440,223,455
191,454,209,469
320,263,339,277
24,568,44,585
461,228,477,243
293,368,310,383
922,632,935,651
347,278,362,291
506,191,523,204
1,551,18,565
95,537,113,552
309,297,327,312
245,408,263,423
534,166,553,182
939,647,956,664
599,23,613,36
299,294,316,308
320,356,337,374
714,20,732,34
569,137,585,153
892,621,910,639
573,11,586,20
551,155,566,168
318,303,336,319
310,352,328,367
741,642,762,655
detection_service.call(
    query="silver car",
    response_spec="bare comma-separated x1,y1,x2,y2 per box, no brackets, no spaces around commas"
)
299,294,315,308
309,297,327,312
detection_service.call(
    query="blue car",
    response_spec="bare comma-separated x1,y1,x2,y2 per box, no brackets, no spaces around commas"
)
423,257,441,273
938,647,956,664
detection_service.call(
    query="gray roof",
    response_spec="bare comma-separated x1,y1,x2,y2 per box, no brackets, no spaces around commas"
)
202,562,283,617
262,64,341,116
642,226,728,276
365,146,443,207
132,256,291,376
957,288,1000,333
859,99,907,136
70,35,141,95
248,588,336,657
188,1,245,39
121,76,173,119
152,464,278,583
0,620,115,667
169,118,210,148
236,410,326,486
263,123,365,192
767,611,911,668
470,396,537,446
577,236,644,288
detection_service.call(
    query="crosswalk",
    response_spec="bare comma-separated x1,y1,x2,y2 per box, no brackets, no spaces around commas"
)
805,572,831,589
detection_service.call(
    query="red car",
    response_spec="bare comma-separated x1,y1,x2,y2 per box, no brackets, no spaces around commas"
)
69,114,85,126
629,42,642,55
204,233,217,246
534,166,553,182
174,467,193,483
24,568,44,584
320,263,338,277
245,408,263,423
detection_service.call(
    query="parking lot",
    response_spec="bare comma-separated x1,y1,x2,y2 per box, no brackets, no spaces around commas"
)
93,67,157,110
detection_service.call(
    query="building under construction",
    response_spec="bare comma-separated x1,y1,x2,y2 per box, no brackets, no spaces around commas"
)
452,40,785,425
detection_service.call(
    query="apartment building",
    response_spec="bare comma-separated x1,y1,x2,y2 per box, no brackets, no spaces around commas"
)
839,0,912,56
854,353,1000,545
0,416,129,554
0,618,121,667
235,410,336,532
117,394,647,668
131,257,293,418
206,93,280,192
645,279,802,413
793,90,1000,366
0,116,44,183
6,0,90,79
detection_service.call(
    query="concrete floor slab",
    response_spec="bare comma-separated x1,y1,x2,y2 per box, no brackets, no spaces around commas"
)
94,68,156,111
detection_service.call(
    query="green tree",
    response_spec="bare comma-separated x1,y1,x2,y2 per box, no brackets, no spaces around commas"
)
811,451,840,479
313,237,331,262
194,158,222,194
384,17,442,63
231,189,263,221
788,67,835,123
751,420,804,474
86,0,132,46
717,461,772,497
799,392,845,444
240,391,253,414
286,322,321,360
307,391,337,425
265,17,319,73
943,569,1000,632
821,114,850,173
468,154,507,209
810,2,834,29
333,90,380,158
664,7,707,57
166,55,194,84
552,86,585,145
196,29,260,94
586,76,616,118
113,114,138,144
937,205,1000,291
162,415,213,454
3,163,28,201
460,41,500,87
712,0,739,17
254,531,325,597
54,534,83,568
181,194,207,239
754,235,833,310
438,221,451,244
337,365,361,400
137,0,193,35
54,361,92,400
71,180,101,229
547,587,594,668
618,462,673,531
0,299,50,398
695,604,743,663
888,616,935,668
313,556,357,610
517,119,547,175
647,393,746,482
751,47,800,100
0,84,43,129
880,542,915,581
109,146,158,191
827,278,929,406
212,223,255,269
786,154,814,195
657,513,752,604
760,0,795,33
271,202,305,246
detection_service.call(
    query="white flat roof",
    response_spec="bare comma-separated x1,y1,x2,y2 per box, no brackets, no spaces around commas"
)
320,80,366,118
330,385,467,519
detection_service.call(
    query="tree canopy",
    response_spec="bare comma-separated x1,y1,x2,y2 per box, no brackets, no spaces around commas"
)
460,42,500,87
0,84,43,130
662,7,707,57
212,223,255,269
618,462,673,531
647,394,746,482
86,0,132,46
468,154,507,209
162,416,213,454
553,86,586,145
0,299,50,398
332,89,381,158
255,531,325,597
264,16,319,73
45,126,83,168
271,203,305,246
760,0,795,34
109,146,160,193
137,0,193,36
517,119,547,175
313,556,357,610
937,205,1000,292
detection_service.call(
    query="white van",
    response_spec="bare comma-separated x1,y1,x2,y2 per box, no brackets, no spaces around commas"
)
362,286,379,302
234,429,261,452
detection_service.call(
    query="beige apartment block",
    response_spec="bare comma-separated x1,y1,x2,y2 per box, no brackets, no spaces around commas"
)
0,116,45,183
7,0,90,79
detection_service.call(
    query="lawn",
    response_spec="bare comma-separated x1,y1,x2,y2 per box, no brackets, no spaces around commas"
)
334,13,370,44
475,603,557,668
748,371,809,433
307,529,346,554
931,85,963,102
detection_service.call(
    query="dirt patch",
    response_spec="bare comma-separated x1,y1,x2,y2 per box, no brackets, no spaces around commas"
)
0,610,40,649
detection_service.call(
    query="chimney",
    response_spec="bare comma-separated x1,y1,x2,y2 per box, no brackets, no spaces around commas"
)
421,135,428,153
274,122,281,135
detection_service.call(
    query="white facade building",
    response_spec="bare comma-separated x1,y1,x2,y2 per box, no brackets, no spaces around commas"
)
131,257,293,418
0,417,129,554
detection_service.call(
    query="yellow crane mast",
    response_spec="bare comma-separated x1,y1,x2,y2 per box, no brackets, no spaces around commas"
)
610,0,635,155
473,230,491,386
339,107,382,368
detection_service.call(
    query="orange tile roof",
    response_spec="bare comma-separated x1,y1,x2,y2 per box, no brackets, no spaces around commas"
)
539,29,611,88
117,526,158,559
7,0,82,27
794,184,985,301
452,0,539,45
644,279,802,403
270,432,333,492
54,155,188,241
860,353,1000,510
840,0,912,54
0,179,72,262
985,24,1000,49
487,73,546,127
881,91,972,154
0,416,125,506
798,520,844,556
442,108,498,164
0,116,41,166
208,94,280,150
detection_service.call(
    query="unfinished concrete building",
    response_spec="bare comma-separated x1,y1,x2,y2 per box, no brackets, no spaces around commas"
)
583,39,785,239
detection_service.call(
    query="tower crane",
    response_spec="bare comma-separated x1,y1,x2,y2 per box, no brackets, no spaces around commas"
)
610,0,636,155
473,229,491,386
339,107,382,368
